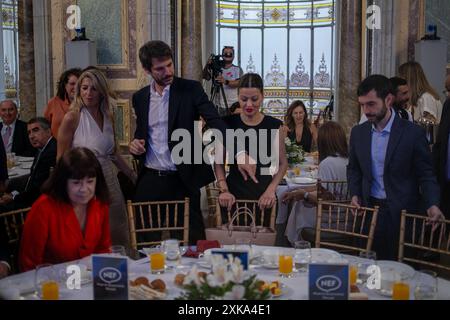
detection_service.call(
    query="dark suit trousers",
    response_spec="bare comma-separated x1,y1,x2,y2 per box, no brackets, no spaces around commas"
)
368,199,398,261
133,169,205,245
441,182,450,220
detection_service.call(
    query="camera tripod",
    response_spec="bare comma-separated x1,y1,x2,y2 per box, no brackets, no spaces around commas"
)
210,80,229,116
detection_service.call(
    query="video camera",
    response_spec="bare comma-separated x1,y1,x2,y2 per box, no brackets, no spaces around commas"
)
208,53,226,77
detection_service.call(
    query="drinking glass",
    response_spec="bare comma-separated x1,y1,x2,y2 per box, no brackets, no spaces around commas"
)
279,248,295,278
149,247,166,274
294,240,311,272
34,264,59,300
161,239,186,265
234,238,252,253
392,281,410,300
358,250,377,285
6,153,16,169
414,270,438,300
110,245,126,257
349,265,358,286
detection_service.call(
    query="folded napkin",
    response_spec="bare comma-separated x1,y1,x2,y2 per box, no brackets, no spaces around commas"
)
183,240,221,258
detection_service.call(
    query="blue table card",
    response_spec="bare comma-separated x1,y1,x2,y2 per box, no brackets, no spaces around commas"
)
309,263,349,300
92,255,129,300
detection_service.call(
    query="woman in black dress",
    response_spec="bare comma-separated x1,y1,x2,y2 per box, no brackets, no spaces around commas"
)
215,73,288,212
284,100,317,152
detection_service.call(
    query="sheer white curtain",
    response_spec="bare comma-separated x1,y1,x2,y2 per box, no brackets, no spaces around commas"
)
1,0,19,101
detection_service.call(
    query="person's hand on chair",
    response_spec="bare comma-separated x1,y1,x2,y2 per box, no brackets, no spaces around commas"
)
426,205,445,232
258,187,276,211
218,191,236,211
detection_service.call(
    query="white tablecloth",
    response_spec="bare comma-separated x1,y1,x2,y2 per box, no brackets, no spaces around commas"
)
2,246,449,300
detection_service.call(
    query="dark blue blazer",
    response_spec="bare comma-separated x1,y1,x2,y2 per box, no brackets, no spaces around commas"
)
0,120,35,157
132,77,228,193
348,114,440,226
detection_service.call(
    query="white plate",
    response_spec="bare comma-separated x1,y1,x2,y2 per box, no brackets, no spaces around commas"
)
377,260,415,280
16,156,34,162
20,163,33,169
295,248,342,264
291,177,317,185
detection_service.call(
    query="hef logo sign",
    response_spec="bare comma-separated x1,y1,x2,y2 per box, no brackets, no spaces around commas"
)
366,5,381,30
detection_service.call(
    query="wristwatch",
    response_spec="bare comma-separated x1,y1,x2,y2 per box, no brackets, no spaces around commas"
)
303,192,309,201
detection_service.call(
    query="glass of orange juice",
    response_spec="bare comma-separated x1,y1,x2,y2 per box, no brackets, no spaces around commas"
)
349,265,358,286
149,247,166,274
292,165,301,176
34,264,59,300
279,249,295,278
392,281,410,300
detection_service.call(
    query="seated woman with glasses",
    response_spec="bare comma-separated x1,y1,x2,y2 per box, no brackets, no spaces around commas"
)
19,147,111,272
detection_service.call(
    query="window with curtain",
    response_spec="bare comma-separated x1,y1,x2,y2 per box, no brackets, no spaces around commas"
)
216,0,335,119
1,0,19,100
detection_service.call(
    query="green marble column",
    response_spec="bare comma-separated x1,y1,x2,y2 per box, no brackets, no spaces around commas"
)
18,0,36,120
180,0,202,81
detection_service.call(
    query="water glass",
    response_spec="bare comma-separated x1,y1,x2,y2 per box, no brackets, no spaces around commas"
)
34,264,59,300
161,239,185,262
414,270,438,300
234,238,252,254
358,250,377,285
110,245,126,257
294,240,311,272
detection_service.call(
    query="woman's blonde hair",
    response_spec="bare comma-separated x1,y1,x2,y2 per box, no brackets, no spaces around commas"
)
70,68,118,150
398,61,440,106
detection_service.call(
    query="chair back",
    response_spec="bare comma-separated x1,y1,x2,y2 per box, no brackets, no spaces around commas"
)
398,211,450,275
316,179,350,203
0,207,31,272
126,198,189,250
315,200,378,254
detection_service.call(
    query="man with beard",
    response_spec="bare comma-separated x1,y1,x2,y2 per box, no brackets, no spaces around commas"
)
390,77,413,122
348,75,443,260
130,41,256,244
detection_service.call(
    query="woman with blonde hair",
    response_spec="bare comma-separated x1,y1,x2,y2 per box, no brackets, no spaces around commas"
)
398,61,443,123
58,69,135,249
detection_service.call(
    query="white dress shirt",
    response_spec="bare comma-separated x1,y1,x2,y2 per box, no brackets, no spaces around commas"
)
145,81,177,171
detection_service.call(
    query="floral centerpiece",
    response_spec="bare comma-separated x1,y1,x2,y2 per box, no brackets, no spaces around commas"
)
177,255,270,300
285,137,305,166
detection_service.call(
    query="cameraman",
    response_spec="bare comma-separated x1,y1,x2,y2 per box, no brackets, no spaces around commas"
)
203,46,243,115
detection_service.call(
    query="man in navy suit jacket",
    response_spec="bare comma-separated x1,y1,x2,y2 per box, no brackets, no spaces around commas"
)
348,75,443,260
129,41,256,243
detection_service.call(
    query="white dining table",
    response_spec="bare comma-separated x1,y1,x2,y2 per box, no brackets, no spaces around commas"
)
7,156,33,180
1,245,449,300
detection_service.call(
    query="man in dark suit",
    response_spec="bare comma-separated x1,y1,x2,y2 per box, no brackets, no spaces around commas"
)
0,138,9,279
0,117,56,209
433,75,450,219
0,100,35,157
348,75,443,260
129,41,255,243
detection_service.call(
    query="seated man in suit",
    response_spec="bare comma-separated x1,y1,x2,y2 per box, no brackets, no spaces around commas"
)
0,138,9,279
0,117,56,209
0,100,35,157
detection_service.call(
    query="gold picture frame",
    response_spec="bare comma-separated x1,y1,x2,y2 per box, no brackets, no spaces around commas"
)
112,99,131,146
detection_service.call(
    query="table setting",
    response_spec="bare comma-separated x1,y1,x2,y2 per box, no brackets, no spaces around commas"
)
1,242,449,300
7,154,33,179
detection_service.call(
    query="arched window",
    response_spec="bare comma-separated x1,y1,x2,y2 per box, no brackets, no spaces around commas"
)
0,0,19,101
216,0,335,119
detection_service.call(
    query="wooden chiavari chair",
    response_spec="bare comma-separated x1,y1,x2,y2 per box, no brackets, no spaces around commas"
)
314,200,379,254
126,198,190,250
398,211,450,277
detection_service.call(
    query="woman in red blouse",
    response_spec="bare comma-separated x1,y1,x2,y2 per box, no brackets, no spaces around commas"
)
19,147,112,272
